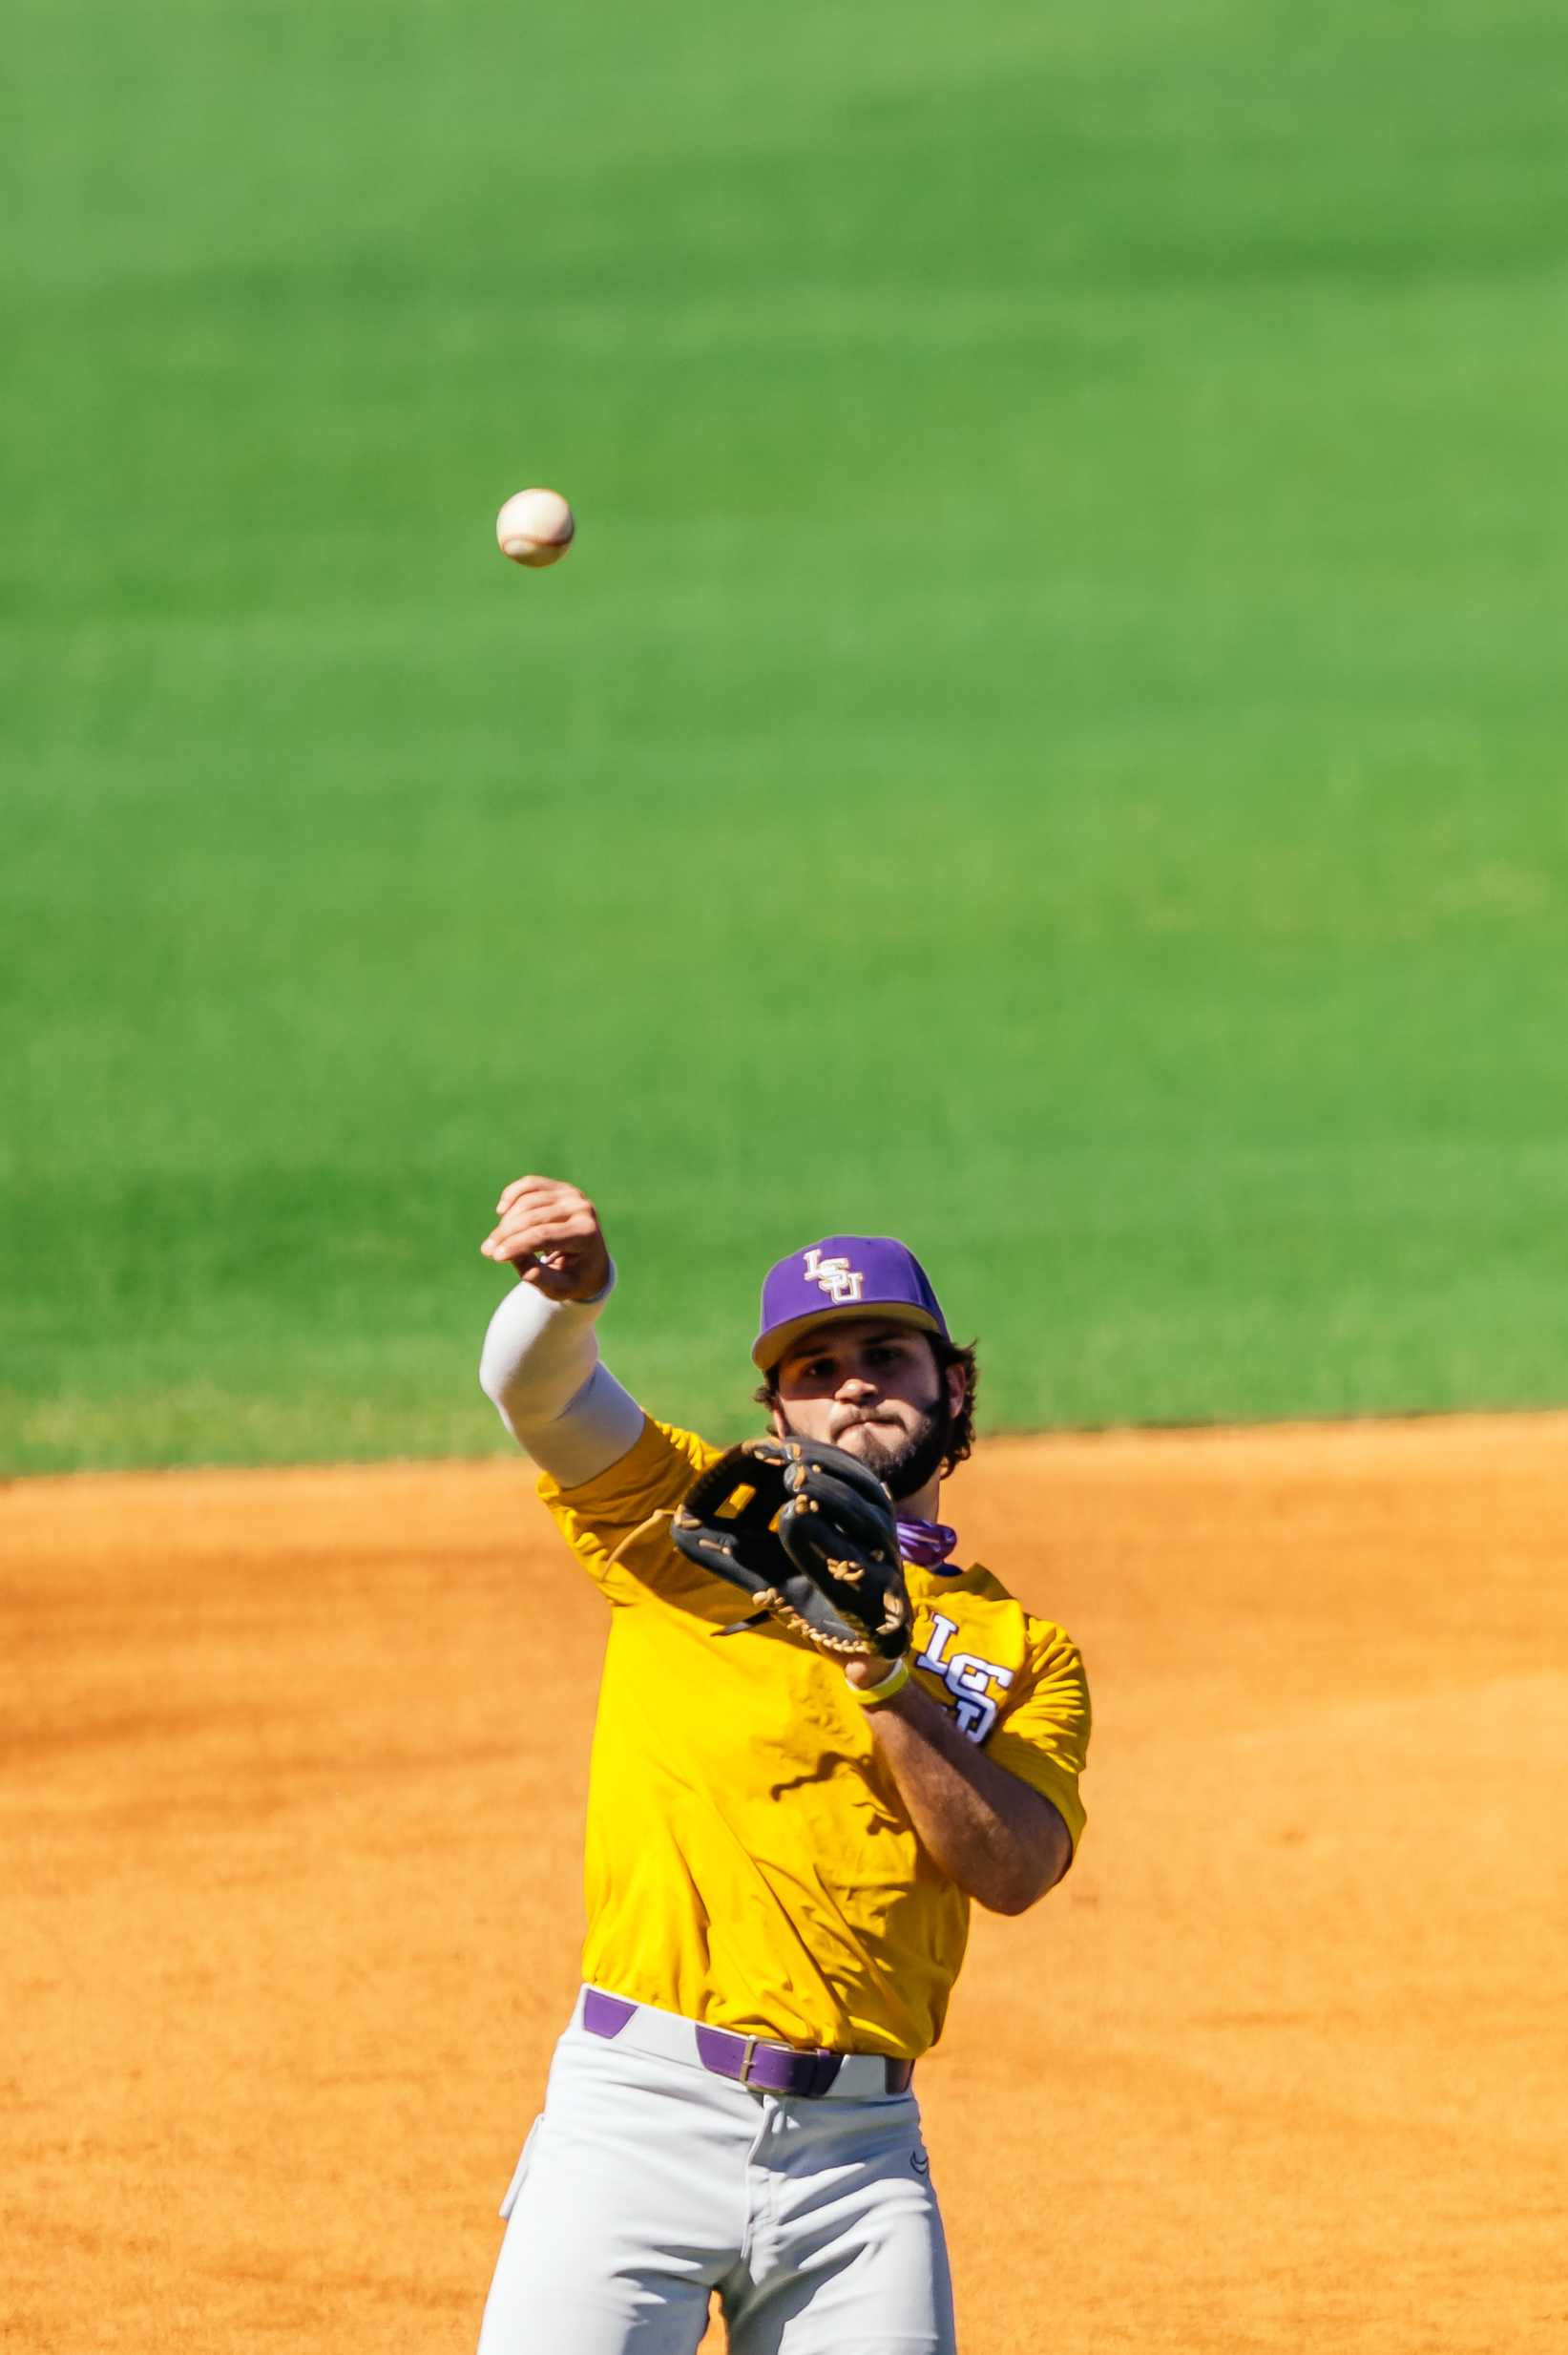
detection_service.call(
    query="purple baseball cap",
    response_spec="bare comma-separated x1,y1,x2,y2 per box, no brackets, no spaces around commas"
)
752,1235,950,1373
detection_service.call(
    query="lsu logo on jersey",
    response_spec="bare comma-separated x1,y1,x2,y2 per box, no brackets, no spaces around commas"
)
802,1248,864,1305
913,1610,1013,1743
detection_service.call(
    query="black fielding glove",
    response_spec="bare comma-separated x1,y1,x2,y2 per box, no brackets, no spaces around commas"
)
671,1437,911,1662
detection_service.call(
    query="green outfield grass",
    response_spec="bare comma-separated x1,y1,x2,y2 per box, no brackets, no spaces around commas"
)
5,0,1567,1472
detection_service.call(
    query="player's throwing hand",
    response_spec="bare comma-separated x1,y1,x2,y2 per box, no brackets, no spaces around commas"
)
480,1174,611,1302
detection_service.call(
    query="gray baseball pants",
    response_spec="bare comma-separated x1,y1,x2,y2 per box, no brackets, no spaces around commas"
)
477,1989,956,2354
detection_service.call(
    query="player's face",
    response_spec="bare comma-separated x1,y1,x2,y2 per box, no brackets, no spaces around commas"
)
770,1320,961,1503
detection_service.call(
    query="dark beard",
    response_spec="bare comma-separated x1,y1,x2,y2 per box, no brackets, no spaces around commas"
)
824,1398,951,1503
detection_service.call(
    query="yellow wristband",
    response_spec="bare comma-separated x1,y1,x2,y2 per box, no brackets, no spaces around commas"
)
846,1653,911,1708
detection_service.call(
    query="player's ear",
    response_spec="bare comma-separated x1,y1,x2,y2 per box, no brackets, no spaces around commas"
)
942,1357,966,1421
752,1376,790,1440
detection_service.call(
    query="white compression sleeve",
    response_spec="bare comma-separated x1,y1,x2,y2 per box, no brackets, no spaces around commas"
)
478,1269,646,1488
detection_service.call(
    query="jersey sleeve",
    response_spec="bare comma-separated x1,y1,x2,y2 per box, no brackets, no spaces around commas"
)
535,1417,723,1605
987,1619,1092,1859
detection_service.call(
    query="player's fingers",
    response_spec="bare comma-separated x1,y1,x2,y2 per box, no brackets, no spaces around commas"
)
496,1177,596,1226
495,1196,596,1250
481,1234,537,1266
534,1217,598,1254
482,1222,553,1263
487,1198,556,1238
494,1173,568,1215
492,1178,597,1231
484,1205,596,1256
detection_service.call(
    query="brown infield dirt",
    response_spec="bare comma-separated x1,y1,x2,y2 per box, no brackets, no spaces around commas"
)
5,1416,1566,2355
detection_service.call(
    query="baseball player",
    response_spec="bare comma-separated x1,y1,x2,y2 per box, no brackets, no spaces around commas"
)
474,1173,1091,2355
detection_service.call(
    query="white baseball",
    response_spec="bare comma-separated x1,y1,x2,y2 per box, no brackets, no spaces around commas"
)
496,487,575,568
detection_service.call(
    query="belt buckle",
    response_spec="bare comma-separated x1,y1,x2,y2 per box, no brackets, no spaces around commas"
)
734,2034,762,2086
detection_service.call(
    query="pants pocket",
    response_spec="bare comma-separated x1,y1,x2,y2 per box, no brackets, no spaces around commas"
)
497,2116,543,2220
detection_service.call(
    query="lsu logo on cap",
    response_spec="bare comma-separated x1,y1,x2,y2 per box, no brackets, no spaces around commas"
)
803,1248,864,1305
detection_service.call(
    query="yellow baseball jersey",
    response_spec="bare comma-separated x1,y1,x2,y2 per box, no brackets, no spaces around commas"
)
538,1417,1091,2059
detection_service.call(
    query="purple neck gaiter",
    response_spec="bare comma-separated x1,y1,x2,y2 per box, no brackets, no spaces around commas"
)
896,1517,960,1572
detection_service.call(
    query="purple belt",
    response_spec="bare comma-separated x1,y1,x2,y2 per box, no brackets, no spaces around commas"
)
582,1987,915,2100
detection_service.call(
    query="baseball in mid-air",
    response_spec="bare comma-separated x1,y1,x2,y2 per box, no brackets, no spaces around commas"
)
496,486,575,568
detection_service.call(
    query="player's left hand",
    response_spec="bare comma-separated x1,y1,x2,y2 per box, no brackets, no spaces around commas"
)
671,1438,912,1662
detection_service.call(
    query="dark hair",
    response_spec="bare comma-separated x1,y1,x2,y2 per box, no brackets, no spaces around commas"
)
754,1334,980,1482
